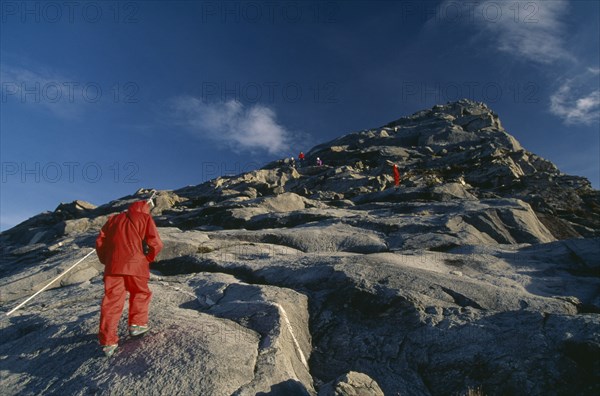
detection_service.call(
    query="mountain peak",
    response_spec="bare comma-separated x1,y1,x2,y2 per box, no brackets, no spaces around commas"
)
4,101,598,241
409,98,494,119
384,99,508,146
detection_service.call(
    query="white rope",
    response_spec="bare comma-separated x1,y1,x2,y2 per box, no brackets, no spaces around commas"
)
216,299,309,370
269,302,309,369
6,249,96,316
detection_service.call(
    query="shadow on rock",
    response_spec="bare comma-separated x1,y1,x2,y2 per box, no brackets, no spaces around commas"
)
255,379,312,396
1,322,101,395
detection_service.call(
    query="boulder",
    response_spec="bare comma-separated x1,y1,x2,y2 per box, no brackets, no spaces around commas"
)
256,192,306,212
430,182,477,201
211,223,388,254
157,227,210,261
318,372,384,396
190,272,315,394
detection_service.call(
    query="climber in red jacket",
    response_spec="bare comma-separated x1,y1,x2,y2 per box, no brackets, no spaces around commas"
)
96,200,163,357
393,163,400,189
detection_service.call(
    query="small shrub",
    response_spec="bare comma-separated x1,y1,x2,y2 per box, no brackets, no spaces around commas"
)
197,245,213,254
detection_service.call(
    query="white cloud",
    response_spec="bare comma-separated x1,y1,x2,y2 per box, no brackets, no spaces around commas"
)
587,67,600,75
550,81,600,125
171,96,294,155
0,64,82,119
470,0,571,64
437,1,598,126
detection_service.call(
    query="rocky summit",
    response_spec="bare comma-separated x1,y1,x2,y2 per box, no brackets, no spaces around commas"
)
1,99,599,396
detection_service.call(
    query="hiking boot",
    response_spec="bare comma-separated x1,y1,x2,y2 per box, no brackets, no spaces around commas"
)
129,325,149,337
102,344,118,357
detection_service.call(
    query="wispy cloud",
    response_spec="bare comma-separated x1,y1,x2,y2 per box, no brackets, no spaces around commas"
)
170,96,295,155
471,0,571,64
436,0,599,125
0,64,83,119
587,67,600,75
550,81,600,125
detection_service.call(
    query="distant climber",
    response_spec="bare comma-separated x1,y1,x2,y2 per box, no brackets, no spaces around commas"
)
95,199,163,357
385,160,401,189
316,157,323,166
290,156,296,168
298,152,305,167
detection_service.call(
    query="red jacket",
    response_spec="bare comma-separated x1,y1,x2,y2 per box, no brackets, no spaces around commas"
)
96,201,163,278
393,164,400,185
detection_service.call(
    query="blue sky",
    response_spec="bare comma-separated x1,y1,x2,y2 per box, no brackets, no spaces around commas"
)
1,0,599,231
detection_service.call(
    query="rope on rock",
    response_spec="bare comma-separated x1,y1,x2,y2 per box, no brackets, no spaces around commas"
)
6,249,96,316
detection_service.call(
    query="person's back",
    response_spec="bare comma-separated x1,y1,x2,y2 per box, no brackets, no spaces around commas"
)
96,200,163,357
97,201,162,278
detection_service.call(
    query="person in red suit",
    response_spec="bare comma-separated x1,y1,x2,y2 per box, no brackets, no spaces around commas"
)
393,164,400,189
297,152,305,168
96,199,163,357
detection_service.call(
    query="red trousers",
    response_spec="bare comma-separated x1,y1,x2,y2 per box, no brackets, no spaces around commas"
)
99,275,152,346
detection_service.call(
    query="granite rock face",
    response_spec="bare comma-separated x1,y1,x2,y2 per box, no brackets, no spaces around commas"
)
318,371,384,396
1,100,599,395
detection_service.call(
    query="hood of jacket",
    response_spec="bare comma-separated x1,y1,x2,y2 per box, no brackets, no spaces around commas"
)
128,200,151,215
